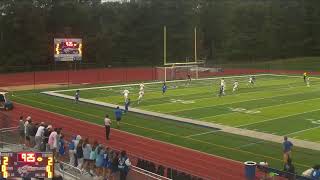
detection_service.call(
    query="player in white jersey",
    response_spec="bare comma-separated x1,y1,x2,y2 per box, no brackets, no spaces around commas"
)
219,78,226,96
248,76,254,87
306,77,310,87
139,83,145,92
137,90,144,104
123,89,130,102
233,81,239,92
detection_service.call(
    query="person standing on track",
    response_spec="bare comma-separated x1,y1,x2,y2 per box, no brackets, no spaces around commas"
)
114,106,123,128
104,114,111,140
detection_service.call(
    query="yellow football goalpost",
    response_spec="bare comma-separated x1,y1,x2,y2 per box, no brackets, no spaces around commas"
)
161,26,205,82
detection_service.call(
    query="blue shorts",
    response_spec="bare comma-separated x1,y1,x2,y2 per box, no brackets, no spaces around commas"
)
103,160,111,168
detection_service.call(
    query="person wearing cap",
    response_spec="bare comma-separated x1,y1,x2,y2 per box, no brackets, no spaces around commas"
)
35,122,45,150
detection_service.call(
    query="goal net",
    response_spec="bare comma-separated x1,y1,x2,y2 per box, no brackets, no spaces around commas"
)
156,62,205,82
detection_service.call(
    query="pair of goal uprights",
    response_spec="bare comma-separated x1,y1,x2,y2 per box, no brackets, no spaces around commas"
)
161,26,205,82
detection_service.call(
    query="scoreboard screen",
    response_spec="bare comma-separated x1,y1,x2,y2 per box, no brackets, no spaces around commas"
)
0,152,54,179
54,38,82,61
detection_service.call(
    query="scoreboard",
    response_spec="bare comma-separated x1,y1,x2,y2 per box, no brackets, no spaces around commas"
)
54,38,82,61
0,152,54,179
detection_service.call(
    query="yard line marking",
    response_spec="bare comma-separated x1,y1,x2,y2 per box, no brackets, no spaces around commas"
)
285,126,320,136
200,96,320,122
186,130,220,138
236,108,320,128
236,140,265,149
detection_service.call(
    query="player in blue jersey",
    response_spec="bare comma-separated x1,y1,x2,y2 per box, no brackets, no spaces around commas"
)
162,82,167,95
114,106,123,128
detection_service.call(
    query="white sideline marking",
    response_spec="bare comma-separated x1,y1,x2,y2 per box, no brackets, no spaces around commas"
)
186,130,220,138
286,126,320,136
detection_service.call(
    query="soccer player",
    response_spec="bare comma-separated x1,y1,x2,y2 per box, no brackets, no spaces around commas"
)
185,73,192,86
233,80,239,92
162,82,167,95
219,78,226,97
123,89,130,102
248,76,254,87
124,98,130,113
137,90,144,104
139,83,145,92
306,77,310,87
303,72,307,83
75,90,80,103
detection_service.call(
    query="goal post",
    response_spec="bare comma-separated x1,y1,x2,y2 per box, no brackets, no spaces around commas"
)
156,61,205,82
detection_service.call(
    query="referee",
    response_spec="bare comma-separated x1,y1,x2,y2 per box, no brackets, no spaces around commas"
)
104,114,111,140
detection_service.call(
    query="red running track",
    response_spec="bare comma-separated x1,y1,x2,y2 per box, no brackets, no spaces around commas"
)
10,103,248,180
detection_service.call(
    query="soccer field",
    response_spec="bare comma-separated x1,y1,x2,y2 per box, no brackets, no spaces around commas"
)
58,74,320,143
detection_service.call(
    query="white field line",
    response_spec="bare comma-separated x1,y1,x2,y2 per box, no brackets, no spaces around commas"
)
285,126,320,136
199,96,320,121
185,130,220,138
148,83,320,113
47,74,277,93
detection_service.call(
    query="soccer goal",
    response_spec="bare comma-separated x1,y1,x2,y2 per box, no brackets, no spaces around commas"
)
156,61,205,82
156,26,206,82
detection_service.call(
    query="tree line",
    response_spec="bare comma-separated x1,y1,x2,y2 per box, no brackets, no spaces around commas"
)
0,0,320,69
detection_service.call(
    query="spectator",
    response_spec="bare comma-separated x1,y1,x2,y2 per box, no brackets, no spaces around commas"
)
29,121,37,147
283,136,293,163
103,147,111,179
118,150,131,180
110,152,119,180
104,114,111,140
114,106,123,128
34,122,45,150
56,128,62,158
18,116,25,144
48,128,58,156
284,157,295,180
89,140,99,176
25,118,33,147
68,135,77,167
95,145,105,178
76,139,84,169
82,138,92,172
24,116,30,146
58,135,65,159
311,165,320,180
43,125,53,152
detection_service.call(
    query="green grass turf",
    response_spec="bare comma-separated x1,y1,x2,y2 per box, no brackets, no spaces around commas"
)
58,74,320,143
11,83,320,173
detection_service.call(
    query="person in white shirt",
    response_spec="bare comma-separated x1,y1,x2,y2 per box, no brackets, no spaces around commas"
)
34,122,45,150
139,83,145,92
48,128,58,155
123,89,129,102
233,81,239,92
137,90,144,104
104,114,112,140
